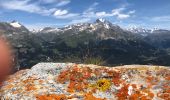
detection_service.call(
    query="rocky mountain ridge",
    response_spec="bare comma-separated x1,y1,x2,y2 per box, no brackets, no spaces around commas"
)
0,19,170,70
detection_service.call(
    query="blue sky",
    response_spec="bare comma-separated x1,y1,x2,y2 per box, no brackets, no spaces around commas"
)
0,0,170,30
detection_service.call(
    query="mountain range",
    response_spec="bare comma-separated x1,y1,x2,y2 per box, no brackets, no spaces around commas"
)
0,19,170,70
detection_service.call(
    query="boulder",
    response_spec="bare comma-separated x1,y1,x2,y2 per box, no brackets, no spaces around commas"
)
0,63,170,100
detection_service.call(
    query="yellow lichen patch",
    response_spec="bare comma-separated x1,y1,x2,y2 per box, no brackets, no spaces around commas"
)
96,79,111,92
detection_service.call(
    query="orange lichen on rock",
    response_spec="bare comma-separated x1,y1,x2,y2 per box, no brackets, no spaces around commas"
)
116,84,129,100
84,92,104,100
157,93,170,100
111,71,121,86
145,76,159,88
25,84,36,91
128,88,154,100
157,83,170,100
36,94,67,100
57,66,90,93
4,84,14,89
115,83,155,100
57,70,69,83
165,76,170,80
1,63,170,99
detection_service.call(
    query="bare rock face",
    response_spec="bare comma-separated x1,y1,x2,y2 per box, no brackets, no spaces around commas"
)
0,63,170,100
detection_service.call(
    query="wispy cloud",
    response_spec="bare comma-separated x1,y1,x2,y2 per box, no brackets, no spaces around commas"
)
0,0,71,16
112,7,131,19
56,0,70,7
82,6,135,20
0,0,135,25
53,9,79,19
0,0,57,15
151,16,170,22
0,0,77,19
69,18,91,24
53,10,68,16
95,7,135,19
85,2,99,13
40,0,70,6
54,13,79,19
65,2,135,24
82,2,99,18
39,0,57,4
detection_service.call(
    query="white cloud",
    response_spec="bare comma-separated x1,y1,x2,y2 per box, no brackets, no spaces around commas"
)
0,0,135,23
69,18,91,24
151,16,170,22
40,0,57,4
117,14,130,19
82,3,135,20
96,11,113,17
54,13,79,19
0,0,75,19
0,0,71,16
53,7,80,19
40,0,70,6
0,0,56,15
0,0,38,13
53,10,68,16
56,0,70,7
96,12,107,17
83,2,98,14
94,7,135,19
128,10,135,14
112,7,132,19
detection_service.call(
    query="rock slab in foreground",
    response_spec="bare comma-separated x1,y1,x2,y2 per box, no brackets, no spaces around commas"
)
0,63,170,100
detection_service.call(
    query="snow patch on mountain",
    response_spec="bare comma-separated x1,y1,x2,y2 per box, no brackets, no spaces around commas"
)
98,18,106,23
45,28,61,33
126,26,160,34
127,26,150,33
10,21,22,28
39,27,62,33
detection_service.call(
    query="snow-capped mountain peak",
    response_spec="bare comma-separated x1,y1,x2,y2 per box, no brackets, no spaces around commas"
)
127,26,151,33
151,27,159,33
98,18,106,23
10,21,22,28
95,18,112,29
127,26,161,33
96,18,108,23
